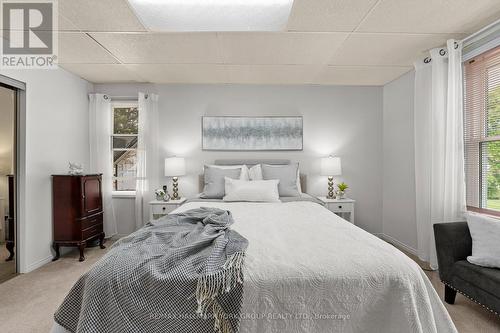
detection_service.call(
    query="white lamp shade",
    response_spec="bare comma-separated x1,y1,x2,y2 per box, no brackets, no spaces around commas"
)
164,157,186,177
321,156,341,176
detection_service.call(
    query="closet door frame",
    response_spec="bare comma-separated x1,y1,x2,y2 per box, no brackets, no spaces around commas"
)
0,74,26,274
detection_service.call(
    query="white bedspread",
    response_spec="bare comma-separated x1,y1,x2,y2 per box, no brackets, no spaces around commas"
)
52,201,457,333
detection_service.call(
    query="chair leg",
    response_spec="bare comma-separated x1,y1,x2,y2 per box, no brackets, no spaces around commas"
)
444,285,457,304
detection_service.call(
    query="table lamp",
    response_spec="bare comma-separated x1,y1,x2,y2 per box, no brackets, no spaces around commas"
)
321,156,342,199
164,157,186,200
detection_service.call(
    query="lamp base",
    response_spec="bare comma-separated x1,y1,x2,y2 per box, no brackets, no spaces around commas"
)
326,176,335,199
171,177,180,200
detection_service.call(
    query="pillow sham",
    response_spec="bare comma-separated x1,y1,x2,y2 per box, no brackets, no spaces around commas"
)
261,163,300,197
248,164,302,193
200,166,242,199
206,164,249,180
465,212,500,268
248,164,263,181
223,177,280,202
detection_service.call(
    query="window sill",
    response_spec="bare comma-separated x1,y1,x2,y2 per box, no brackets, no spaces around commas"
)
467,206,500,218
112,191,136,198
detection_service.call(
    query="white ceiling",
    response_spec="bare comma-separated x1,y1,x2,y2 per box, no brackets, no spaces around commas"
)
53,0,500,85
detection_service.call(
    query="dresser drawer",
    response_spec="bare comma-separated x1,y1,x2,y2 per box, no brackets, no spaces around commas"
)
79,213,103,230
327,202,353,213
82,223,103,240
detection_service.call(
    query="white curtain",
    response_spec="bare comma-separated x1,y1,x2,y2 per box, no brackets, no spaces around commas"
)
135,93,159,229
89,94,117,237
414,39,467,269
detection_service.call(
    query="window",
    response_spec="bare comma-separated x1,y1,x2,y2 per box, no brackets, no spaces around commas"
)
112,102,138,192
464,45,500,214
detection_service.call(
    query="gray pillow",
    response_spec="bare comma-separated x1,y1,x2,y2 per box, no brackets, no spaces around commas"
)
261,163,300,197
200,166,242,199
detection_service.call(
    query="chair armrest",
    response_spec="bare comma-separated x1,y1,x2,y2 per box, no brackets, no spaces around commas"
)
433,222,472,282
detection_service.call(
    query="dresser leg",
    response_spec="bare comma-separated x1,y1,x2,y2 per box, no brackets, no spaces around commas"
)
99,232,106,249
52,242,60,261
78,242,86,262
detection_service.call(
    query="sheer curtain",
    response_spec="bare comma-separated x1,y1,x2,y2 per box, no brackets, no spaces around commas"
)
135,93,159,229
89,94,117,237
414,39,467,269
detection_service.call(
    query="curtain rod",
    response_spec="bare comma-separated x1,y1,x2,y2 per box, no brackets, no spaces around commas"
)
106,95,138,101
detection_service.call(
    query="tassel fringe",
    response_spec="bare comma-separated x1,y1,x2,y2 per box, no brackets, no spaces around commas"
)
195,252,246,333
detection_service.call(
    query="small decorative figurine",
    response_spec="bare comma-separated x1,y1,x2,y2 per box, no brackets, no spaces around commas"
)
68,162,83,175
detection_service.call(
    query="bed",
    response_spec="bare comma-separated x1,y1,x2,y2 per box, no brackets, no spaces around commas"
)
52,160,457,333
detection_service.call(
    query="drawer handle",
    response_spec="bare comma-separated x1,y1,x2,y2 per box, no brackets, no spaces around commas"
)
338,205,342,209
162,207,166,211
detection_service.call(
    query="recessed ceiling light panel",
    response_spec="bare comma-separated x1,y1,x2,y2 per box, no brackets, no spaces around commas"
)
127,0,294,32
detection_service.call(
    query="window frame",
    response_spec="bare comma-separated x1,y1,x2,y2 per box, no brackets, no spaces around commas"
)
111,101,139,195
464,45,500,216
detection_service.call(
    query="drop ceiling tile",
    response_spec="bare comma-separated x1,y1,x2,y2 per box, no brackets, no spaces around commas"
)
218,32,348,65
58,15,78,31
225,64,321,84
357,0,500,34
126,64,229,84
314,66,412,85
287,0,379,32
59,0,146,32
58,33,117,64
60,64,144,83
90,33,222,64
329,33,465,66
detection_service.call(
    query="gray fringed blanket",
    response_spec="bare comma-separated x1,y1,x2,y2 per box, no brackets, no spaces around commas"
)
54,208,248,333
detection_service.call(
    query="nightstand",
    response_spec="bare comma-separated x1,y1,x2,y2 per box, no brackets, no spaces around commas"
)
149,198,186,221
318,197,355,224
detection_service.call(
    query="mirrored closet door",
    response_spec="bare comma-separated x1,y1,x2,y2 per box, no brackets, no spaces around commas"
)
0,85,16,283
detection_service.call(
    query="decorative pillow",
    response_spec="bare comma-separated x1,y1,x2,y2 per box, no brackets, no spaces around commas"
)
465,212,500,268
223,177,280,202
261,163,300,197
200,166,242,199
249,164,302,193
248,164,263,181
206,164,249,180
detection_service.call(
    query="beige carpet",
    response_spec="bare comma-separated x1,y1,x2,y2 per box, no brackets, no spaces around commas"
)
0,239,498,333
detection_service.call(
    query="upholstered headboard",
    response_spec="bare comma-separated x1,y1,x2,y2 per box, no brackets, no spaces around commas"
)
199,159,307,193
214,159,291,166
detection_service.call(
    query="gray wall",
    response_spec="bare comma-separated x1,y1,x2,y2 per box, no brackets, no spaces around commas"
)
382,71,417,252
2,68,92,272
95,84,384,235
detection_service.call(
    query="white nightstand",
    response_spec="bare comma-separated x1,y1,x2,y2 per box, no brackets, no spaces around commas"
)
318,197,355,224
149,198,187,221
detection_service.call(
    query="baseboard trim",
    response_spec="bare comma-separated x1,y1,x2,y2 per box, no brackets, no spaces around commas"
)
378,233,418,256
23,255,53,273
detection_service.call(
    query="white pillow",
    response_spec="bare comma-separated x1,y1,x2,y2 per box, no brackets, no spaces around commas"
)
207,164,249,181
249,164,302,193
465,212,500,268
248,164,263,181
223,177,280,202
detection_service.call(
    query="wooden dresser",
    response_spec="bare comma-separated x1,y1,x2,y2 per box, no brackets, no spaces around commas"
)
52,174,105,261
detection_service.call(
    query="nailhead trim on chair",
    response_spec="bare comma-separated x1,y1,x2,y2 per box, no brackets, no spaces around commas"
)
442,280,499,317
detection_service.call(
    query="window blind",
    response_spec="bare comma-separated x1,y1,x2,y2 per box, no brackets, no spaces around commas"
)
464,45,500,215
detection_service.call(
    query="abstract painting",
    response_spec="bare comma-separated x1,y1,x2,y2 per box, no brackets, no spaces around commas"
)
202,116,303,151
